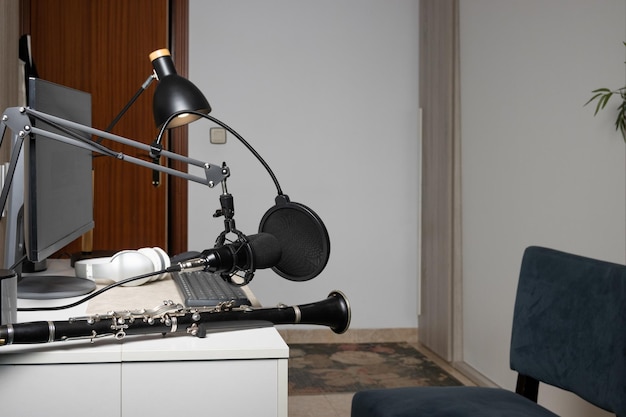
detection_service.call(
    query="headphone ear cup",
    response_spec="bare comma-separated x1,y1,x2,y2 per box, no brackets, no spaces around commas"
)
151,247,170,280
110,250,156,286
138,247,169,281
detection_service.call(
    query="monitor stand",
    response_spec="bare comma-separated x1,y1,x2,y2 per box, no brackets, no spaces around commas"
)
17,259,96,300
17,275,96,300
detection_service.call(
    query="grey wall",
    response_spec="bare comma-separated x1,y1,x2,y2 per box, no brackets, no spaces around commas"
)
189,0,626,414
188,0,421,329
460,0,625,415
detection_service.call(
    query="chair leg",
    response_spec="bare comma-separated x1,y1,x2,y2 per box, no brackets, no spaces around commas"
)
515,374,539,402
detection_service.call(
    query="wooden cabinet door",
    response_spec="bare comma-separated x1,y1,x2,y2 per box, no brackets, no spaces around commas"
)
24,0,170,254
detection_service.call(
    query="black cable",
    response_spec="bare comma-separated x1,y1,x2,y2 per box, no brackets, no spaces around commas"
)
17,269,166,312
9,254,27,272
154,110,283,196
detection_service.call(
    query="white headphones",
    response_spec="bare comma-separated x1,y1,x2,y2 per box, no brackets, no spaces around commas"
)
74,247,171,286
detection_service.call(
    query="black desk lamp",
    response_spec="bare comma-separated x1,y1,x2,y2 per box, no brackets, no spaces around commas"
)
103,48,211,134
150,49,211,129
75,48,213,261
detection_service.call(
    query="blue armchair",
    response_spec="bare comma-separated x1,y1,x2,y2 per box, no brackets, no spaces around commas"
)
351,246,626,416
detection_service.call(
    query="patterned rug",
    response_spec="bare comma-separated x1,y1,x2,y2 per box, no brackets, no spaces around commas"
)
288,342,462,395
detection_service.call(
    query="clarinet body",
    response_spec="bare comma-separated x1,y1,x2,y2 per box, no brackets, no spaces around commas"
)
0,290,350,346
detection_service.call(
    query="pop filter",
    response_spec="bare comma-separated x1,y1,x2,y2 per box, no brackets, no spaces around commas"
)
258,195,330,281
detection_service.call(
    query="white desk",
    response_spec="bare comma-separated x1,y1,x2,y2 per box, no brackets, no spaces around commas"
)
0,261,289,417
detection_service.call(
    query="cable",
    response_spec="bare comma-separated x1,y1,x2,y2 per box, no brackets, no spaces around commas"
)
17,269,166,312
154,110,283,196
9,254,27,272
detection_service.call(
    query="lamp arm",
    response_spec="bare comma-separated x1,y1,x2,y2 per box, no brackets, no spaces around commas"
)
155,110,283,196
103,74,155,135
2,106,228,188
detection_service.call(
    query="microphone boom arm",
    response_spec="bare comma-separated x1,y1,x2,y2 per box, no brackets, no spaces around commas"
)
1,106,229,193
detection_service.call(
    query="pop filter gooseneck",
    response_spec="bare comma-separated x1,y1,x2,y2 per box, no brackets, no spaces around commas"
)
155,111,331,281
258,194,330,281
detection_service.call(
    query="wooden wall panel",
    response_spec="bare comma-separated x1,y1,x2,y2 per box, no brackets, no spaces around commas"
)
25,0,169,254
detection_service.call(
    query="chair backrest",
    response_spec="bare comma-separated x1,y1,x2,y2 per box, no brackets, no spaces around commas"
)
510,246,626,416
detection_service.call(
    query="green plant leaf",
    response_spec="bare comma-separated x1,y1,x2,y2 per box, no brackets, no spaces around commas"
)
585,88,616,114
586,42,626,142
600,92,613,107
584,92,604,107
595,92,613,115
617,101,626,142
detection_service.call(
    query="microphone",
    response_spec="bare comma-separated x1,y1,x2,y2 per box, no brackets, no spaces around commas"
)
172,233,282,284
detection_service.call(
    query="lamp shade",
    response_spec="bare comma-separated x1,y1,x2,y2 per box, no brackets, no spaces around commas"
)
149,49,211,129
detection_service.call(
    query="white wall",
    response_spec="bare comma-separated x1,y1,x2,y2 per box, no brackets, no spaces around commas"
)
188,0,420,329
188,1,625,413
460,0,625,415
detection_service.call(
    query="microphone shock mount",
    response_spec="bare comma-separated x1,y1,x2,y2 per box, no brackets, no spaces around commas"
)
212,170,255,286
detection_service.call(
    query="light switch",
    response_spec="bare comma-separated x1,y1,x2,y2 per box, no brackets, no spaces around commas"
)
210,127,227,144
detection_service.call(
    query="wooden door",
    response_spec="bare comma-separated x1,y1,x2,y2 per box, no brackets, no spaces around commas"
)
22,0,172,254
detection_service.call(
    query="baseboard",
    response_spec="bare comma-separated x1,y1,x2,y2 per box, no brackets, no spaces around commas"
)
452,361,499,387
277,327,418,344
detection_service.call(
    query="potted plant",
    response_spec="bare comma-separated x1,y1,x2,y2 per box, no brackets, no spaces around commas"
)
585,43,626,141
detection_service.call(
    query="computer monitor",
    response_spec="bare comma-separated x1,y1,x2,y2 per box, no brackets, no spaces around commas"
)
13,77,96,299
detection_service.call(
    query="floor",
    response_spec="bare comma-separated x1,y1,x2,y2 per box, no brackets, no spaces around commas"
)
279,328,475,417
289,393,354,417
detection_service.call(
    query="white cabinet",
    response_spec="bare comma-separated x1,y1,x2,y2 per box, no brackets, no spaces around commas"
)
0,328,289,417
0,265,289,417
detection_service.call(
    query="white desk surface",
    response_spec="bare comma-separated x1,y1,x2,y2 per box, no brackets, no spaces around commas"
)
1,259,289,365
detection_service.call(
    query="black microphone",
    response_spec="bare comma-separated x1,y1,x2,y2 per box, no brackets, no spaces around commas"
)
172,233,282,278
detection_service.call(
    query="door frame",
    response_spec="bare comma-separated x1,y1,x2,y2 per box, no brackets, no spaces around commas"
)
168,0,189,255
419,0,462,363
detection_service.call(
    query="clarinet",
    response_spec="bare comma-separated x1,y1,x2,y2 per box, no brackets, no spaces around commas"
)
0,290,350,346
